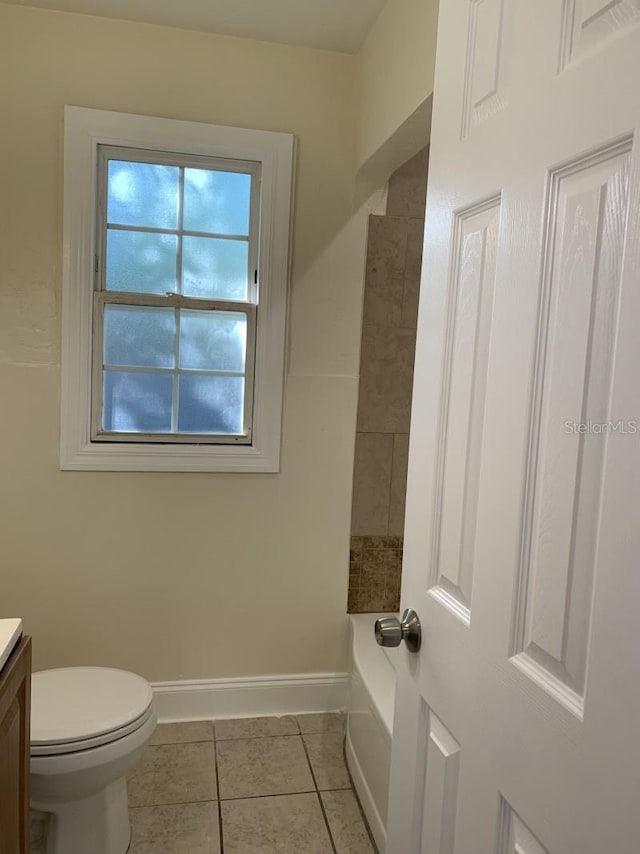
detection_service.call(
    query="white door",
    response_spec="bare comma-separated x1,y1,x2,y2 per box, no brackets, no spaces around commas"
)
387,1,640,852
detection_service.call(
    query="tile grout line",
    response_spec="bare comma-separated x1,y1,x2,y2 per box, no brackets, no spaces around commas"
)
157,732,329,743
341,739,379,853
300,732,338,854
132,790,330,810
212,722,225,854
316,791,339,854
130,797,218,810
215,731,304,742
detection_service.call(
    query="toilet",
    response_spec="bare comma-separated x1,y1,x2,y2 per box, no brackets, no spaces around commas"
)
30,667,157,854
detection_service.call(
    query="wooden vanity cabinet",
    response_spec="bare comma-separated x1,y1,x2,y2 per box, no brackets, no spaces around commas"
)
0,636,31,854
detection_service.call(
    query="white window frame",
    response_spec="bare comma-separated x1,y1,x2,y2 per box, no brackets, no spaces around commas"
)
60,106,293,472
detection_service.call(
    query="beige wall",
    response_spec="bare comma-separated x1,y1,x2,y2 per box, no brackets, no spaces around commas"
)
0,3,384,680
356,0,439,169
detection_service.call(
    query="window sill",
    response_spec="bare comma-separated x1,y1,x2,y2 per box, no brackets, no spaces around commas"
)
60,439,280,472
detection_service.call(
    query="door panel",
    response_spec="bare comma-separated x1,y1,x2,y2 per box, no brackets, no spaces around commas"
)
498,800,548,854
429,199,500,624
461,0,508,137
419,710,461,854
512,140,632,718
560,0,640,68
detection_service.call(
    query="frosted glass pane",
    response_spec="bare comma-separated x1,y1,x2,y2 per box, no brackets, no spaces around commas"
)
182,236,249,300
107,160,179,228
106,230,177,294
104,305,176,368
179,310,246,372
178,375,244,434
183,168,251,236
103,371,172,433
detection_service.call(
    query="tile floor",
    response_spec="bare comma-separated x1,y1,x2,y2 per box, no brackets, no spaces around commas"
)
126,713,377,853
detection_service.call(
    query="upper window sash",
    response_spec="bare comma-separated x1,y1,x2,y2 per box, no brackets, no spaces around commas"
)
96,145,262,305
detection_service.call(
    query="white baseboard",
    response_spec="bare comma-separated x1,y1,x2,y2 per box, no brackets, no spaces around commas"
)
152,672,350,723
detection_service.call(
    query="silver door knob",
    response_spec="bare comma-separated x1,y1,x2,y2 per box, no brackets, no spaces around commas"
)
374,609,421,653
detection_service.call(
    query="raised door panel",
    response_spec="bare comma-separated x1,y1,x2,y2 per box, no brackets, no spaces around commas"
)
512,140,631,718
417,706,461,854
461,0,508,136
429,198,500,624
560,0,640,68
498,799,548,854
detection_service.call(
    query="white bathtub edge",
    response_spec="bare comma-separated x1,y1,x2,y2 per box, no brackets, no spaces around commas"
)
349,613,399,736
347,614,400,854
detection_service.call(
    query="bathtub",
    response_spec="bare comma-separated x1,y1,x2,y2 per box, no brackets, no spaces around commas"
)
347,614,400,853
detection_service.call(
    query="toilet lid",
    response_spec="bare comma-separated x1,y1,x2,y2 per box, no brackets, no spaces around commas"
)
31,667,153,747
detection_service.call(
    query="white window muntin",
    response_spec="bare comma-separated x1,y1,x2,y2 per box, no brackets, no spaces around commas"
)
93,145,261,444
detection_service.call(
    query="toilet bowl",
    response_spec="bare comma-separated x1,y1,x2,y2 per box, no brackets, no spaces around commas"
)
30,667,157,854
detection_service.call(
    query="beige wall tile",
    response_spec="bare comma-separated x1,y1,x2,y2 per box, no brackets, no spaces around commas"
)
351,433,393,536
367,215,409,271
356,325,416,433
402,218,425,327
348,539,403,613
362,257,404,327
386,147,429,218
389,434,410,537
362,547,402,610
404,217,425,281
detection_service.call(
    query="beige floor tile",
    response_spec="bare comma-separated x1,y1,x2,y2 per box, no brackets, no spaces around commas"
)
214,715,298,740
297,713,346,734
303,733,351,790
127,743,216,807
221,793,333,853
321,790,375,853
216,735,314,800
129,802,220,853
151,721,213,746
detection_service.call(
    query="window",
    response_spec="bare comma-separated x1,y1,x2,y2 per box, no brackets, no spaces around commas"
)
94,148,259,444
61,107,293,472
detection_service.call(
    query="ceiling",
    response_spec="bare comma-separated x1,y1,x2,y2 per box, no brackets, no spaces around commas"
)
4,0,387,53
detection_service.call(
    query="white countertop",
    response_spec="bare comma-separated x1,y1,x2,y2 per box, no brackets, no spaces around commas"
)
0,619,23,672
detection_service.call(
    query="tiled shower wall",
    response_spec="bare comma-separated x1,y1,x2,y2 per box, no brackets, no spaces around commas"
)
348,148,429,613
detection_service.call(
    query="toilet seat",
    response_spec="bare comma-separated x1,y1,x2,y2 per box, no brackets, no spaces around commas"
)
31,667,154,757
31,702,155,756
